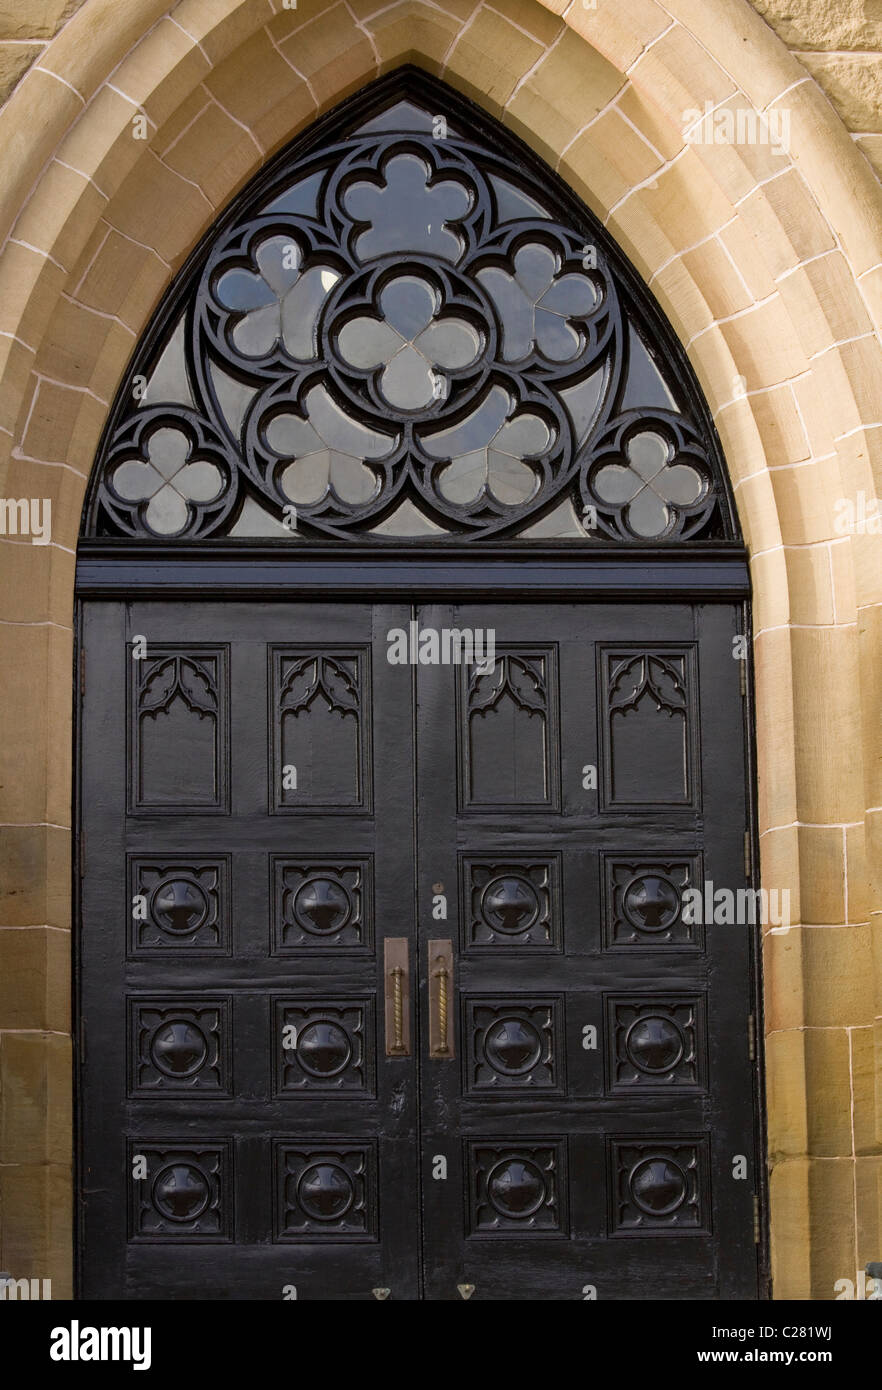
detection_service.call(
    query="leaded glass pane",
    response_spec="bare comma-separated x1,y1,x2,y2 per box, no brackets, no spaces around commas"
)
356,99,439,135
260,170,324,218
209,363,255,443
139,317,193,409
520,498,587,538
86,73,734,543
228,495,297,537
144,484,189,535
489,175,549,223
621,325,680,413
344,153,471,262
560,369,605,445
370,499,450,535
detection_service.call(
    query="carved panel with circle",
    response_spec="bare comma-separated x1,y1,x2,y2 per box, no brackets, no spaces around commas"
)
464,997,563,1093
128,857,230,954
601,853,703,949
274,1142,378,1241
272,857,372,952
274,998,374,1095
460,855,561,950
129,998,230,1095
608,1138,710,1235
605,997,706,1092
129,1141,231,1241
467,1141,567,1236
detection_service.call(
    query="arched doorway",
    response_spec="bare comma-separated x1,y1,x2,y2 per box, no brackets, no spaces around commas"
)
75,69,764,1300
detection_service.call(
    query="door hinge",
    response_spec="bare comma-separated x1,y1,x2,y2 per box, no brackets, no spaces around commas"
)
753,1194,761,1245
79,648,85,696
739,657,747,697
743,830,751,879
748,1013,756,1062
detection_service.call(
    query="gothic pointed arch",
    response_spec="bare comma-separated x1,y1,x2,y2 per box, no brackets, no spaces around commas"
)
82,69,738,547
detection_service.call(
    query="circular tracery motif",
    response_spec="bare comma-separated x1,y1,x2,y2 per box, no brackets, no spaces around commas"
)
337,274,483,411
477,243,599,363
111,426,225,534
88,81,731,542
215,234,342,361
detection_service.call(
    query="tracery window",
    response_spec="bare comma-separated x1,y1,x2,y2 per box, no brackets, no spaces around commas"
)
84,73,737,544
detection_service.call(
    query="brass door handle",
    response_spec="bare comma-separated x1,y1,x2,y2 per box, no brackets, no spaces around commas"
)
384,937,410,1056
391,968,405,1050
429,938,454,1059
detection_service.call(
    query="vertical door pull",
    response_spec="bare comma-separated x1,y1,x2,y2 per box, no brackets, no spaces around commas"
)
384,937,410,1057
429,938,454,1059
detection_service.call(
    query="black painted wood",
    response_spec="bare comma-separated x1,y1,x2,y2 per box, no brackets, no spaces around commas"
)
78,602,421,1299
77,595,761,1300
75,541,750,599
416,601,759,1299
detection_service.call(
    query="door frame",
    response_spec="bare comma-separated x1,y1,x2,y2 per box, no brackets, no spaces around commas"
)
72,539,769,1298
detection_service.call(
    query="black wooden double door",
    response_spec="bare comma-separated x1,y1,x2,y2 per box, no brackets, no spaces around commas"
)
78,597,759,1299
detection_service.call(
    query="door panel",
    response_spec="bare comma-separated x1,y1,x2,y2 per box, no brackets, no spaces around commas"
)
416,602,757,1300
78,596,759,1299
79,601,421,1300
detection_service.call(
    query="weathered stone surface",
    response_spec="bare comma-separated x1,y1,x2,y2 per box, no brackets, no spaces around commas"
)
857,131,882,176
800,52,882,132
0,929,70,1032
768,1159,812,1298
0,1033,72,1165
750,0,882,52
808,1158,861,1298
0,826,71,929
800,924,875,1029
0,1163,71,1291
0,0,83,41
0,41,42,101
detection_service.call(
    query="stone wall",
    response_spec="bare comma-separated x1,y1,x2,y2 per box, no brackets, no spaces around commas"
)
5,0,882,166
0,0,880,1300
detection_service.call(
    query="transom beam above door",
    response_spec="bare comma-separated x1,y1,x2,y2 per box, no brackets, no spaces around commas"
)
75,542,750,599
